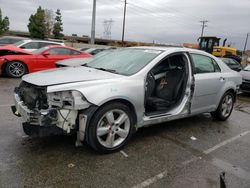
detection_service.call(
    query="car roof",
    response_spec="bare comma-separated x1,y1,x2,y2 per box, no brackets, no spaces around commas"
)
20,39,64,44
130,46,212,55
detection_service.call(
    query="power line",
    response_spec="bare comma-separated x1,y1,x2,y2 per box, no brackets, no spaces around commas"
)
200,20,208,38
129,1,201,23
127,3,199,29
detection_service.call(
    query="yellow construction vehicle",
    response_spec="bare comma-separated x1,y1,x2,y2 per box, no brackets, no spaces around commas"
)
198,36,241,62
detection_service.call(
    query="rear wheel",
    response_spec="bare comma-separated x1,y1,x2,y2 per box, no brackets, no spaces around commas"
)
211,91,234,121
5,61,27,78
87,102,135,153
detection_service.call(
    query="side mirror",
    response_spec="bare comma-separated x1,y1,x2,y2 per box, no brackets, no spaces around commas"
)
20,46,26,49
43,52,50,56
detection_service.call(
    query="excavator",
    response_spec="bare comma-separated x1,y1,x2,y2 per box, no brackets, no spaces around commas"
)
198,36,242,63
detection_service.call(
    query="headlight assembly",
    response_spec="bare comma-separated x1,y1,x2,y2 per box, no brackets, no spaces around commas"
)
47,90,90,110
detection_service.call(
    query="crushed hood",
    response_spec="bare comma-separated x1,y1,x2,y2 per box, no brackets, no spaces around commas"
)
0,45,32,56
22,67,124,86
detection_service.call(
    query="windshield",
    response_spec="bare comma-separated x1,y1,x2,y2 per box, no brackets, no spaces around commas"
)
86,48,162,75
244,65,250,71
13,40,25,46
32,46,49,54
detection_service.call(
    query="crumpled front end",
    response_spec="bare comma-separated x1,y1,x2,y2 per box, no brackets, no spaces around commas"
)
12,81,91,136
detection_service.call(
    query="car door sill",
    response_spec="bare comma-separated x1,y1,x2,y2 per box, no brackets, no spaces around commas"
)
145,112,172,119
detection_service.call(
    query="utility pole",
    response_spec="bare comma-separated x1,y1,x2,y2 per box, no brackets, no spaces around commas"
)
243,33,249,53
200,20,208,38
90,0,96,44
122,0,127,44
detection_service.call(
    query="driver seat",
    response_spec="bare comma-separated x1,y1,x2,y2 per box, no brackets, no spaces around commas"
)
146,56,185,111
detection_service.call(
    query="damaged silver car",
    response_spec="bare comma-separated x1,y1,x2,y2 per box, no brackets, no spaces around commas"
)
12,47,242,153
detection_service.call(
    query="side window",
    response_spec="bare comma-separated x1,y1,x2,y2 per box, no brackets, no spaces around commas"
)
213,60,221,72
39,42,55,48
48,48,72,55
191,54,220,74
70,49,80,55
21,42,40,49
9,39,21,43
0,38,10,44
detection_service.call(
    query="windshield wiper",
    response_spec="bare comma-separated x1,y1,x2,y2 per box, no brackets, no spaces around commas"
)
95,67,117,73
82,65,118,73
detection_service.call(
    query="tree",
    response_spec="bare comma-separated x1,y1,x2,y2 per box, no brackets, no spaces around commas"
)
44,9,54,38
53,9,63,39
27,6,46,39
0,8,10,35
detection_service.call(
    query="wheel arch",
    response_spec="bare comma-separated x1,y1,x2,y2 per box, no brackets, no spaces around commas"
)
96,98,138,124
213,86,237,111
82,98,138,150
224,88,237,102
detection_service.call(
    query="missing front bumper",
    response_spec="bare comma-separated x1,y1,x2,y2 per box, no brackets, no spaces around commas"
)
22,122,64,137
12,93,59,126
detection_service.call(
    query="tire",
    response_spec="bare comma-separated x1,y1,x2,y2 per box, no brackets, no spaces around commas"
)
211,91,235,121
87,102,135,153
5,61,27,78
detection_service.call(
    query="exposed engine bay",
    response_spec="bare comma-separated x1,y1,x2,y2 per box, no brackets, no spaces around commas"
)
15,81,48,110
13,81,88,136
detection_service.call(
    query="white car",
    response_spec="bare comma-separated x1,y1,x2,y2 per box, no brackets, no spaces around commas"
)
13,40,65,52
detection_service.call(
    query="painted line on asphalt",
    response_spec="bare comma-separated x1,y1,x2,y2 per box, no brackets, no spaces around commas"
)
120,150,129,158
131,170,167,188
181,156,201,166
203,131,250,154
132,131,250,187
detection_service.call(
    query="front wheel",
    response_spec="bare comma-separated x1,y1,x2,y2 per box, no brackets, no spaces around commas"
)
87,102,135,153
5,61,27,78
211,91,234,121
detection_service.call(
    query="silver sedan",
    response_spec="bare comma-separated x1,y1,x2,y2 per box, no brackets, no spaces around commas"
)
12,47,242,153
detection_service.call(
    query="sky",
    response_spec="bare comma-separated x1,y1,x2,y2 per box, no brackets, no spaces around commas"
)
0,0,249,50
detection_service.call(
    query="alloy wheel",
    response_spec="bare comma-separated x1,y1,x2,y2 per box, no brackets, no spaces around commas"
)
8,62,25,77
96,109,130,148
221,94,233,118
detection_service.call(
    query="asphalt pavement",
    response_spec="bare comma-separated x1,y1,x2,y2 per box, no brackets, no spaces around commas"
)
1,77,250,188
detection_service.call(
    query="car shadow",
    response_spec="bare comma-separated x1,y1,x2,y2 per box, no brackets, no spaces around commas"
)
15,113,221,156
130,113,229,144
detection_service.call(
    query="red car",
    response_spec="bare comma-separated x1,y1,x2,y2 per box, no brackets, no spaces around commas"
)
0,45,91,78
